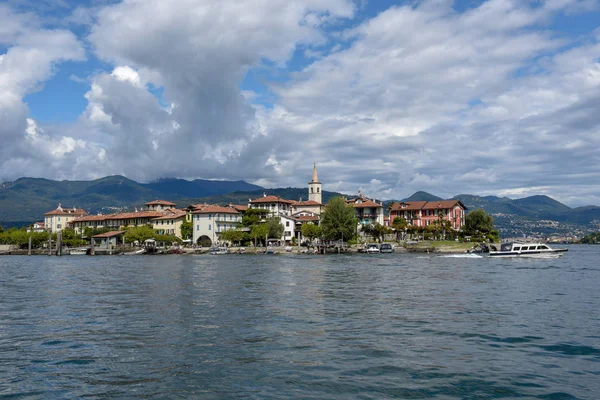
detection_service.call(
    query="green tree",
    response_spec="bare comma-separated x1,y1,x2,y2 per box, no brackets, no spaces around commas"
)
219,229,246,245
180,220,193,240
360,223,375,241
301,223,322,245
0,225,3,233
373,223,391,243
241,208,268,227
61,228,86,247
250,223,269,247
266,217,284,239
320,197,358,241
464,209,499,242
124,225,155,244
392,217,408,241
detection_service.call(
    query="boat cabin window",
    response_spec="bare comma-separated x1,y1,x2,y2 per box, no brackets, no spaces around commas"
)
537,245,549,250
513,246,521,251
501,243,513,251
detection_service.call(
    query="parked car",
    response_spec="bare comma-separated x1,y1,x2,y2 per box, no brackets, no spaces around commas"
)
380,243,394,253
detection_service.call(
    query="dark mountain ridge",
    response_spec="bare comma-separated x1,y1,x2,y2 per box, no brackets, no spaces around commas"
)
0,175,262,227
1,178,598,236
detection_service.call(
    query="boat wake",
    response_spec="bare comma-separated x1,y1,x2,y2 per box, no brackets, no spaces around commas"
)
440,254,484,258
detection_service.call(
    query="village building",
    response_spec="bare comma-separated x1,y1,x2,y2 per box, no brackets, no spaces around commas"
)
292,200,323,216
69,210,165,234
307,162,322,205
191,204,241,246
92,231,124,252
248,195,294,216
44,204,88,233
144,200,177,212
27,222,46,233
152,209,187,237
346,192,385,226
389,200,467,230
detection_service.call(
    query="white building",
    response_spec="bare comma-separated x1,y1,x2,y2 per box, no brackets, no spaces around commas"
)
191,204,241,246
248,195,294,216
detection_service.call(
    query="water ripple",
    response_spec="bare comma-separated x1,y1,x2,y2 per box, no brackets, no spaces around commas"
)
0,246,598,398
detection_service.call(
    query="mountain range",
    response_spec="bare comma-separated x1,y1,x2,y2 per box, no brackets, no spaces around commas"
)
1,176,599,236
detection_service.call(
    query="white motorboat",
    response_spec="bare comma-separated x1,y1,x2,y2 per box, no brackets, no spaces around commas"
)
209,246,229,255
69,248,87,255
365,244,380,254
489,242,568,258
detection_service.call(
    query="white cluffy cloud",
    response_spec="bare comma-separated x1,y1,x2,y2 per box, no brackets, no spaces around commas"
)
0,0,599,207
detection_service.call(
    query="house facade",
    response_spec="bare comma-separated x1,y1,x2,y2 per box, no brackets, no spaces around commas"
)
248,195,294,216
92,231,124,251
69,211,165,234
346,193,385,226
191,204,241,246
44,205,88,232
145,200,177,212
152,209,187,237
390,200,467,230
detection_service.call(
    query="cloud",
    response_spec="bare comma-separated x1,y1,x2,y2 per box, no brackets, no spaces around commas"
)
253,0,600,205
0,5,85,174
0,0,600,207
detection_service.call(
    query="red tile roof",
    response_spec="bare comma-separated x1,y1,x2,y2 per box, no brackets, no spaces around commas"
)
152,210,187,220
292,200,322,206
106,211,163,219
422,200,466,210
44,206,88,216
229,204,249,212
249,195,294,204
192,205,239,214
70,215,109,223
145,200,177,206
390,200,467,212
92,231,123,238
390,201,428,212
295,215,319,221
69,211,164,224
350,200,383,208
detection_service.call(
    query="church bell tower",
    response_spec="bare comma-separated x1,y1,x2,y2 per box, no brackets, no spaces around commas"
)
308,163,322,204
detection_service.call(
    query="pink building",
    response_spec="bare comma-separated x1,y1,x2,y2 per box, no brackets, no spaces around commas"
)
390,200,467,230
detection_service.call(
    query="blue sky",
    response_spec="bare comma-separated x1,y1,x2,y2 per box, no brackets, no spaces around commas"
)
1,0,600,206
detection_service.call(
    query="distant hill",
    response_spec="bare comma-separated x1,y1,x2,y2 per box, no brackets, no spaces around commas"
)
2,177,599,237
403,191,443,202
0,176,262,228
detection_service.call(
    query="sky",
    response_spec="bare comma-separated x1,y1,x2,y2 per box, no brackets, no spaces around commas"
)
1,0,600,206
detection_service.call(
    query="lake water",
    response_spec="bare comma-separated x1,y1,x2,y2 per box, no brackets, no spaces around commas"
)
1,246,599,399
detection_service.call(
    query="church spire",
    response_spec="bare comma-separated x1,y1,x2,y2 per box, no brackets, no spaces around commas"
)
311,162,319,183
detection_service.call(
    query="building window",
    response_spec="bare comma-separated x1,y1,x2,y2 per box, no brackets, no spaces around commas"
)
208,224,211,230
317,188,320,193
286,221,290,227
209,214,212,219
58,217,61,221
196,225,199,230
57,224,62,229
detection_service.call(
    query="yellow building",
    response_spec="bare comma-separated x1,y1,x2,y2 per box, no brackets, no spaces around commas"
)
44,204,88,232
152,209,187,238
